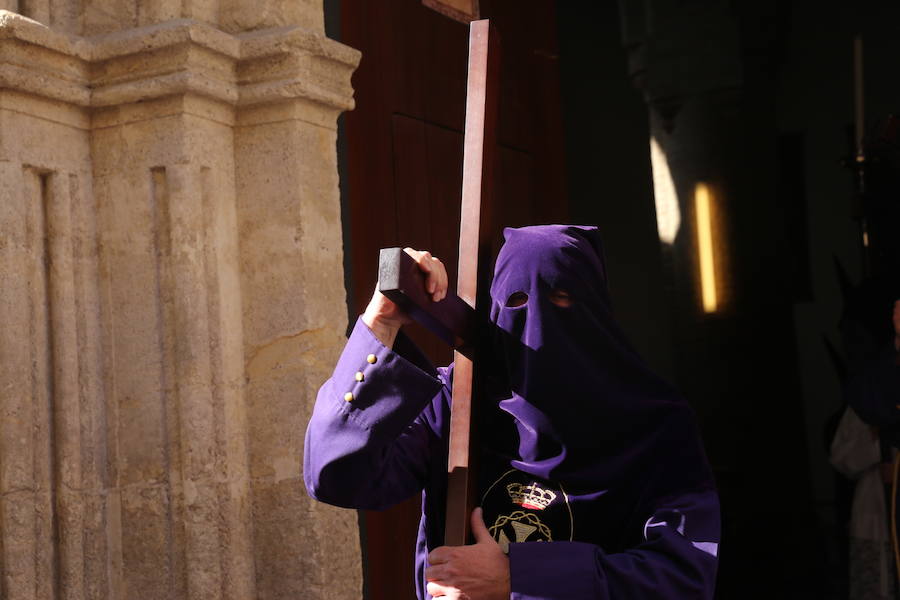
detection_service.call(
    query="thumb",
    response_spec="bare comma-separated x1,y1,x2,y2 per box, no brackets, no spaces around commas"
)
471,507,493,545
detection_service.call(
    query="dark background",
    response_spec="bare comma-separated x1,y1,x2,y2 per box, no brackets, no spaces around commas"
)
324,1,900,598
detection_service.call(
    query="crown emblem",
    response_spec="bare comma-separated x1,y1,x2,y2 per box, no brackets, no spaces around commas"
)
506,482,556,510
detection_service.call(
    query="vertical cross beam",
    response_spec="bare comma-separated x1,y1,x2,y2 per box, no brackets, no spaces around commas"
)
444,18,499,547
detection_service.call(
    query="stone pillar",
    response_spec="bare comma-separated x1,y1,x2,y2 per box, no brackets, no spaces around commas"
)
234,28,363,600
0,3,360,599
620,0,746,459
620,0,819,595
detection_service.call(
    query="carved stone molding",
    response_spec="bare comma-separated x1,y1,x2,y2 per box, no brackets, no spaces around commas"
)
0,10,360,119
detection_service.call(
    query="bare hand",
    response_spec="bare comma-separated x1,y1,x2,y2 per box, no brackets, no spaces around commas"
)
362,248,448,348
425,508,510,600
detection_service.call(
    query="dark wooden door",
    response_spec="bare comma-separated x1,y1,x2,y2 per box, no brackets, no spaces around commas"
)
340,1,567,597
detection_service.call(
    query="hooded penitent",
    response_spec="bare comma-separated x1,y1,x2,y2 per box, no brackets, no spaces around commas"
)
478,225,713,550
304,223,720,600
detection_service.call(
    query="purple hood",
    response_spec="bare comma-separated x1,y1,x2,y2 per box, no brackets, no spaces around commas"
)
484,225,711,495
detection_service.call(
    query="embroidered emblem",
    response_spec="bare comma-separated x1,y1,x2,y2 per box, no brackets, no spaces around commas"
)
489,511,553,553
506,482,556,510
481,469,574,554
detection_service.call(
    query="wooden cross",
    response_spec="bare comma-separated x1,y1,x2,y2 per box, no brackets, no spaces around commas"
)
378,18,499,546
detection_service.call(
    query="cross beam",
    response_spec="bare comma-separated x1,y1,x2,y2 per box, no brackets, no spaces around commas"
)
377,19,499,546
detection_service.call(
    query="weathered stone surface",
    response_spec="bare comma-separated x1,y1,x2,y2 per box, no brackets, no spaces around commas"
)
0,2,362,599
4,0,324,36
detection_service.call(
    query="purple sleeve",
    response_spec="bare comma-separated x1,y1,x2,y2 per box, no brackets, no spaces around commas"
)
508,488,719,599
304,317,446,510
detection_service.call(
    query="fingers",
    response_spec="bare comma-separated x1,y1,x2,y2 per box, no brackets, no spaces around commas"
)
470,507,493,545
403,247,448,302
427,546,453,565
425,547,454,599
425,551,456,598
361,282,411,339
426,581,461,598
424,563,448,582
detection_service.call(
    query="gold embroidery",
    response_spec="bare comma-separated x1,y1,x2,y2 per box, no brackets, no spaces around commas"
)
480,469,576,549
510,521,538,542
497,530,512,554
507,482,556,510
490,511,553,553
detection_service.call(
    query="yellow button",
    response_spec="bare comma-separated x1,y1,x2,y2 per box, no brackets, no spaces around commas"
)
355,371,365,382
367,354,377,364
344,392,354,402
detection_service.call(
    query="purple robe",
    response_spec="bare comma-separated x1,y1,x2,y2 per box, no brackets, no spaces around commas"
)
305,225,720,599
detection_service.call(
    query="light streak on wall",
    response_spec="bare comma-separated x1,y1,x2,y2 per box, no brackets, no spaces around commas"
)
695,182,718,313
650,136,681,245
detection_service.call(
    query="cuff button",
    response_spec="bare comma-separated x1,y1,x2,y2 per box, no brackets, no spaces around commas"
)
344,392,354,402
366,354,377,364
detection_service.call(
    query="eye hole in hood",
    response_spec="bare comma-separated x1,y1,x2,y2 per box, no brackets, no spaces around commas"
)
548,289,572,308
505,291,529,307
